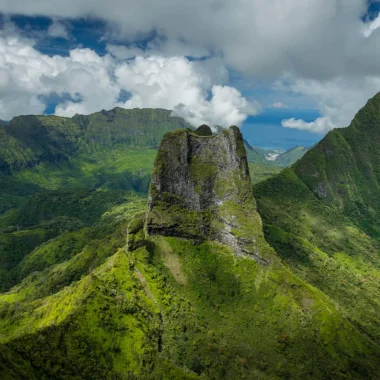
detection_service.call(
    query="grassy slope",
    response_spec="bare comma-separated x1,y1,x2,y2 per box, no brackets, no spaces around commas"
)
0,151,155,282
0,111,280,293
2,108,378,378
276,146,308,167
253,93,380,374
0,108,183,292
1,224,379,379
244,140,308,168
249,163,283,185
292,93,380,236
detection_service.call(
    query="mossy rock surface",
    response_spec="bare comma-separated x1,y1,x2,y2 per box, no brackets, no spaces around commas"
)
146,126,273,262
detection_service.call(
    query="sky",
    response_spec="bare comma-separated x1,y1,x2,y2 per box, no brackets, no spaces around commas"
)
1,1,380,148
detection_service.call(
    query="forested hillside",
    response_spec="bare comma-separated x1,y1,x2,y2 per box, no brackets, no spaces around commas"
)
254,93,380,374
1,101,379,379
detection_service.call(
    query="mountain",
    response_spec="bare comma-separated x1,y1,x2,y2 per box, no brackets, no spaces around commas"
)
254,92,380,373
275,146,309,166
0,108,191,174
146,125,272,263
1,113,380,379
292,94,380,236
244,140,309,167
244,142,308,186
243,140,267,164
0,109,283,296
0,108,190,293
257,92,380,238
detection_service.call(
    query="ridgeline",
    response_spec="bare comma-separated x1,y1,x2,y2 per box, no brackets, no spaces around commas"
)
0,103,379,379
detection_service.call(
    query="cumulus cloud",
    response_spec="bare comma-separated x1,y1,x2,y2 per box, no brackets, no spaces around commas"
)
272,102,288,109
0,25,257,127
0,0,376,79
1,1,380,132
0,25,120,119
47,20,70,39
281,76,380,133
282,117,335,134
115,56,259,128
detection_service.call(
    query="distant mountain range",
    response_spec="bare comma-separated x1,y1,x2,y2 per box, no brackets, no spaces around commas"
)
244,141,309,166
0,108,191,175
0,108,307,176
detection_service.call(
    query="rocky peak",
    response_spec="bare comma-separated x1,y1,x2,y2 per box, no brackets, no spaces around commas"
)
145,125,271,263
194,124,213,136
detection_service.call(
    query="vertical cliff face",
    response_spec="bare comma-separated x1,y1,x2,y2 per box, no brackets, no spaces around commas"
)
146,125,271,263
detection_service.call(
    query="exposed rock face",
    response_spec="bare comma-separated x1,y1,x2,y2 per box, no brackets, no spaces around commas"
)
146,126,270,263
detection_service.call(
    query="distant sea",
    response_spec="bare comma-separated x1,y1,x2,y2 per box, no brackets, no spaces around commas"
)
241,109,324,150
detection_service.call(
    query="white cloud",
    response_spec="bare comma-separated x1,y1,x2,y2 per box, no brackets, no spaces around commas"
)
115,56,259,128
272,102,288,109
0,0,373,79
1,1,380,132
282,117,335,134
0,26,258,127
47,20,70,39
362,14,380,38
0,27,120,118
281,76,380,133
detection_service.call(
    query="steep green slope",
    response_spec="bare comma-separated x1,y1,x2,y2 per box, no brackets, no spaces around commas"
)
1,227,379,379
0,108,191,174
0,108,189,292
254,93,380,366
244,140,308,167
291,93,380,235
1,123,380,379
244,140,267,164
276,146,309,166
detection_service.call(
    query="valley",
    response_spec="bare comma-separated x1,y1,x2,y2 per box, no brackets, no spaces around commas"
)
0,102,379,379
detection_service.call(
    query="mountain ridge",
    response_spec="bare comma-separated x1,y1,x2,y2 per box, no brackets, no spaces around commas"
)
291,92,380,235
253,92,380,368
1,99,380,378
0,108,192,175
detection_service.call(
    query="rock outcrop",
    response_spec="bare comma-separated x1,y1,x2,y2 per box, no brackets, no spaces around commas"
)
194,124,213,136
146,125,271,263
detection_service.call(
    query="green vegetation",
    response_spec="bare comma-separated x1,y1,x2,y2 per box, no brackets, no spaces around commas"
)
249,163,283,185
253,93,380,378
1,228,379,379
276,146,309,166
0,108,190,174
0,108,187,296
244,140,268,164
244,140,309,167
1,103,380,379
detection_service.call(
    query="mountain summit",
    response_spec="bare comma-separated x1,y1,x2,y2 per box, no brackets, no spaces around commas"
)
146,125,271,263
